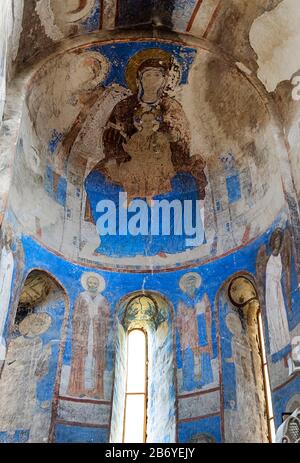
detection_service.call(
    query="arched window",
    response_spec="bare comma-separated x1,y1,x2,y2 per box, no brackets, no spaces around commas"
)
123,329,147,443
110,292,176,444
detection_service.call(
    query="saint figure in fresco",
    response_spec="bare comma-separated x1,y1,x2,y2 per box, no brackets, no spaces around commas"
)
36,0,97,41
87,48,207,195
256,228,293,372
0,313,52,435
0,225,15,363
106,109,175,203
84,48,208,256
176,273,213,391
67,272,110,399
266,231,291,356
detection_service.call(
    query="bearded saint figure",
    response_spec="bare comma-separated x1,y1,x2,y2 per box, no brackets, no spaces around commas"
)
67,272,110,399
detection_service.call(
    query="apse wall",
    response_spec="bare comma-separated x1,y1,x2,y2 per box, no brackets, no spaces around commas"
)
0,33,300,443
8,36,289,270
0,210,299,442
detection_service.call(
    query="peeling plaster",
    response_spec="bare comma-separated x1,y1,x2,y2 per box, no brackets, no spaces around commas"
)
35,0,64,42
250,0,300,92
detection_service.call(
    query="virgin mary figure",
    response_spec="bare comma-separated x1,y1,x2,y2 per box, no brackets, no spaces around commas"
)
84,48,208,257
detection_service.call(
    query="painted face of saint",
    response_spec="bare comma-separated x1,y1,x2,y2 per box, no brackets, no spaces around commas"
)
140,67,166,99
71,57,101,91
87,276,100,293
184,277,197,298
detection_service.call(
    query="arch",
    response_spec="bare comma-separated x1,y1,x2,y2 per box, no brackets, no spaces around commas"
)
0,268,69,443
215,271,273,443
110,290,176,443
5,267,69,333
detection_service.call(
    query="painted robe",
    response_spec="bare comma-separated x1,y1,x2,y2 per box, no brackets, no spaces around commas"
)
265,253,290,357
106,128,175,200
176,292,213,389
92,94,207,196
84,93,207,257
0,245,14,360
67,291,110,398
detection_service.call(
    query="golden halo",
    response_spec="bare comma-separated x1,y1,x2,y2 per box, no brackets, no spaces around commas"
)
179,272,202,292
81,272,106,292
125,48,174,93
19,313,52,338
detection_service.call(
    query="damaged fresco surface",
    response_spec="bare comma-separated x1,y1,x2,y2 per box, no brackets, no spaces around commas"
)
8,38,287,271
0,207,299,442
0,0,300,445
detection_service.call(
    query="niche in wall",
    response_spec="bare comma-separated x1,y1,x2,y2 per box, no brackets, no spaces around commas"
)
110,291,176,443
0,270,67,443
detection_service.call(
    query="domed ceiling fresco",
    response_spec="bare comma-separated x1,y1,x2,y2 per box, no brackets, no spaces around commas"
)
9,36,288,270
12,1,283,69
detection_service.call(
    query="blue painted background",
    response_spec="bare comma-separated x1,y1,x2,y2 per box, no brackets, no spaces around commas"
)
2,207,299,442
85,172,202,257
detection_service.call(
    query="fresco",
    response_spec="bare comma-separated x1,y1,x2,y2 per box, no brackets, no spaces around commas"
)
0,225,14,362
256,225,300,392
8,38,287,271
7,0,234,74
67,272,110,399
176,273,214,392
1,0,300,446
36,0,102,40
82,46,207,257
115,0,220,35
178,415,222,444
257,229,293,368
0,206,298,442
0,276,66,443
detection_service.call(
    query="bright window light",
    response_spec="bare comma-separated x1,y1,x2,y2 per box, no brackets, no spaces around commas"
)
123,329,147,443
